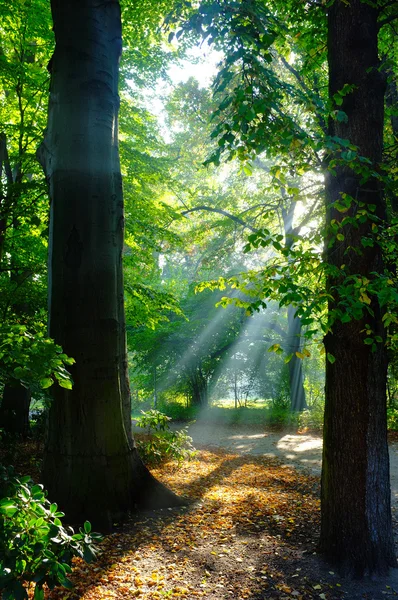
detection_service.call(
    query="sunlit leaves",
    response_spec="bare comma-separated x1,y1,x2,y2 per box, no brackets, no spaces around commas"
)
0,467,101,599
0,323,74,391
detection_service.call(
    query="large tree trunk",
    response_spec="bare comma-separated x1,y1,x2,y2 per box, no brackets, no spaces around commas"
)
38,0,182,528
320,0,396,575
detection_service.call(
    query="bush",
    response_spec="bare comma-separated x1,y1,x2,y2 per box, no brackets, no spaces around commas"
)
156,402,199,422
387,407,398,431
135,409,196,466
298,401,325,432
0,466,102,600
263,405,299,429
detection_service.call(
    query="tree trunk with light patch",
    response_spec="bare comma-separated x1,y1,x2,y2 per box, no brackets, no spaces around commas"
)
38,0,183,528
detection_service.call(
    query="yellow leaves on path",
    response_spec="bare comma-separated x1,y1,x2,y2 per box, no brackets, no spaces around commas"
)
44,449,343,600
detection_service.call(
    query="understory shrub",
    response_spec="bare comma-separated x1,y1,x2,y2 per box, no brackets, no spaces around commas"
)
0,466,102,600
156,401,199,422
134,409,196,465
387,407,398,431
263,405,299,429
298,400,325,432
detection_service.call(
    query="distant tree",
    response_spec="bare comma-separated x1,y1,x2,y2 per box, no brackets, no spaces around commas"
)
165,78,323,411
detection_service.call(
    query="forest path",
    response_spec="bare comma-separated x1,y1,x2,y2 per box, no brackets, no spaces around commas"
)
177,421,398,511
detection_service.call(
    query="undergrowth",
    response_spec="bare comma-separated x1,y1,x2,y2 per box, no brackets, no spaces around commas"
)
134,409,196,465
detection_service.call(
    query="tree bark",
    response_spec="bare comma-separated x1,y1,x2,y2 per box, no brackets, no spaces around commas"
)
38,0,183,528
0,379,30,438
320,0,396,575
189,366,208,407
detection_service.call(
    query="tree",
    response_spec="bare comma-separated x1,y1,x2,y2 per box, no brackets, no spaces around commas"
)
165,78,318,411
38,0,182,528
0,0,52,436
320,0,396,575
171,0,398,575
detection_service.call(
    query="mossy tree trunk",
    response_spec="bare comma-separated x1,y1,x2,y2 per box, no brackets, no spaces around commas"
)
38,0,182,528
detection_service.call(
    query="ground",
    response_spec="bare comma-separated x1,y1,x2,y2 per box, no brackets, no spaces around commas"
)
9,422,398,600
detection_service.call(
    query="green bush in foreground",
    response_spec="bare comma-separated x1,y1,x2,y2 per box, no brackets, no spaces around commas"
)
135,409,196,465
0,467,102,600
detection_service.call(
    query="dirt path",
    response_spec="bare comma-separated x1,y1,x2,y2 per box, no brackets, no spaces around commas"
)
181,421,398,512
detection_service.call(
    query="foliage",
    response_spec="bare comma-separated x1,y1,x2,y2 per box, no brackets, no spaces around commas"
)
134,409,196,465
156,401,200,422
387,407,398,432
0,466,101,600
0,324,74,391
28,409,47,441
298,401,325,433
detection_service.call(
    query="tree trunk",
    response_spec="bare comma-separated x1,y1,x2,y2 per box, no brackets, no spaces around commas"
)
320,0,396,575
38,0,183,528
0,135,32,437
189,367,208,407
281,202,307,412
0,379,30,438
287,306,307,412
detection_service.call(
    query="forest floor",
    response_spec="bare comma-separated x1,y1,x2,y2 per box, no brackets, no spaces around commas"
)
14,423,398,600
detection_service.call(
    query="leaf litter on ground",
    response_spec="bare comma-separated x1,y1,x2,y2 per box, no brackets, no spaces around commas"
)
24,445,396,600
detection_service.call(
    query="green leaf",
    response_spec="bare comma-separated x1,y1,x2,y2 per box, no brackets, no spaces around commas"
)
0,500,17,515
84,521,92,534
40,377,53,389
327,353,336,364
33,585,45,600
58,378,72,390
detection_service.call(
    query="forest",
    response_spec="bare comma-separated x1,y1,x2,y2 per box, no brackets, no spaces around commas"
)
1,0,398,598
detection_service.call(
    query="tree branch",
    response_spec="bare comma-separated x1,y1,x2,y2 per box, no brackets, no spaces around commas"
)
182,205,258,232
378,12,398,28
279,56,327,135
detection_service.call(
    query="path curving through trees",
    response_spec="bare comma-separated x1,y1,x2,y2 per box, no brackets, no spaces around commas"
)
177,421,398,514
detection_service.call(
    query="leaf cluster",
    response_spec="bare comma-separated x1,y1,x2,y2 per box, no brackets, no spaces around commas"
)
0,466,101,600
134,409,196,465
0,323,74,391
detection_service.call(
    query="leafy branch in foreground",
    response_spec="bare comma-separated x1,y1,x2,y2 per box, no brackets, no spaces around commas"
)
0,324,75,391
0,466,102,600
196,199,398,356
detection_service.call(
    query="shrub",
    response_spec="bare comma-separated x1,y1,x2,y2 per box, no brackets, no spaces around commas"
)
263,405,299,429
156,401,199,422
134,409,196,465
298,401,325,432
0,466,102,600
387,407,398,431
